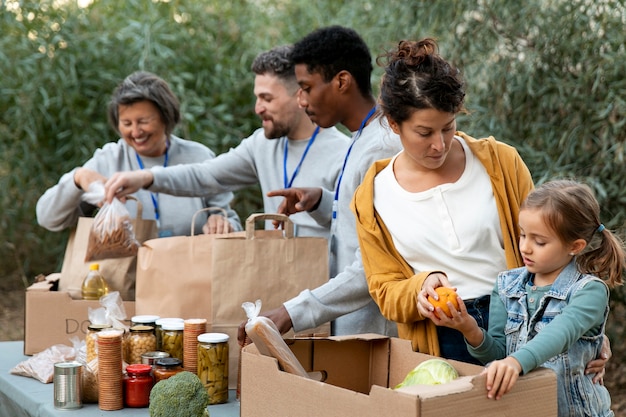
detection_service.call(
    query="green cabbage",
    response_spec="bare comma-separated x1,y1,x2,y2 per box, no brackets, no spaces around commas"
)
395,358,459,388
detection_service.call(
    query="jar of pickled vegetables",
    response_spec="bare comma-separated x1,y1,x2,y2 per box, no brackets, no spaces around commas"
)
197,332,229,405
155,317,183,351
160,321,184,361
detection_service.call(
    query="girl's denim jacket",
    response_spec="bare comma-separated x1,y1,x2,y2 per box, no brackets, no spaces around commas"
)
498,261,613,417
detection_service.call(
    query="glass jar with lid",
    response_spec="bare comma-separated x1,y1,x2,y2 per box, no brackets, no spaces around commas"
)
127,325,157,364
123,364,153,408
131,315,160,333
153,357,184,383
160,321,184,361
155,317,184,351
197,332,229,405
85,323,112,363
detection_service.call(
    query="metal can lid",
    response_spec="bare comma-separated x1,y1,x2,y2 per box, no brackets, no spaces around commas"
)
87,323,112,332
130,325,154,333
54,361,83,375
155,357,182,367
197,332,229,344
141,351,170,365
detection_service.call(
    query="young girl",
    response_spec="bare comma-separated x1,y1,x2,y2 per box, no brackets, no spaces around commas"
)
445,179,624,416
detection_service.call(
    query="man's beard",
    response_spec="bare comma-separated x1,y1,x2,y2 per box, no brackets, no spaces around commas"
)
263,119,290,139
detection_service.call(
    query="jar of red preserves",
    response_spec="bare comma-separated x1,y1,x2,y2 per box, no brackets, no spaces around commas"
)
123,364,153,408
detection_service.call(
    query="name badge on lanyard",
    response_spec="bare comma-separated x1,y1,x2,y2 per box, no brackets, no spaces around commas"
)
135,140,170,237
329,106,376,261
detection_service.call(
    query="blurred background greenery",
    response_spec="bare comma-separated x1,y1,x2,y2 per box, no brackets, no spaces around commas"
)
1,0,624,302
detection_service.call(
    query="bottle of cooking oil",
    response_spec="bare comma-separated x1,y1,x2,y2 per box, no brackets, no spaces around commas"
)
81,263,109,300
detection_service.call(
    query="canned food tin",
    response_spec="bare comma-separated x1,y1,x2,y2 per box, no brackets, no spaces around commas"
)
141,351,170,367
53,361,83,409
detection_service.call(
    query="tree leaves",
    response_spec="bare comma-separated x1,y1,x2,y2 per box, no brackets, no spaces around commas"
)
1,0,624,287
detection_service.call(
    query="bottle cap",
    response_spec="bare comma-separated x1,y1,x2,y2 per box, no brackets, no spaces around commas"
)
89,263,99,270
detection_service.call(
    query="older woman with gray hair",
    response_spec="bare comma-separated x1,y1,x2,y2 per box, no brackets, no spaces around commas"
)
37,71,241,237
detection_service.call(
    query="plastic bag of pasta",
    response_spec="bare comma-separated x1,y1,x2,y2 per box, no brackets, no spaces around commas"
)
85,197,140,262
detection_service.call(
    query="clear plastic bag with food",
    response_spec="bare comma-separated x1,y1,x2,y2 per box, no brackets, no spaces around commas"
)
242,299,309,378
84,196,140,262
10,338,83,383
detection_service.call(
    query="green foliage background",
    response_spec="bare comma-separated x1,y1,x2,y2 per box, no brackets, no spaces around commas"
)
1,0,624,296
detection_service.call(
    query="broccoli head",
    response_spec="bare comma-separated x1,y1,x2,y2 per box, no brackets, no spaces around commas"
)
149,371,210,417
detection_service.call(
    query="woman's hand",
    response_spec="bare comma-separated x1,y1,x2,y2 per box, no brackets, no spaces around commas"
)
202,214,233,234
74,168,107,193
416,272,452,318
586,335,611,384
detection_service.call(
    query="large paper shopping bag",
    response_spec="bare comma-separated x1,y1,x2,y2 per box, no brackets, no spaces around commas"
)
135,212,330,388
58,197,157,301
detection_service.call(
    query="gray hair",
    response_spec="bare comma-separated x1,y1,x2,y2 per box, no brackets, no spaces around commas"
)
107,71,181,137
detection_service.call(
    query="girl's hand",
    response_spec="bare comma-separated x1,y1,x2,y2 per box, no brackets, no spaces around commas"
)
432,296,484,347
483,357,522,400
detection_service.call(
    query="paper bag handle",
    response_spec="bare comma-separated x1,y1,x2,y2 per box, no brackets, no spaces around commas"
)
190,206,228,236
245,213,294,239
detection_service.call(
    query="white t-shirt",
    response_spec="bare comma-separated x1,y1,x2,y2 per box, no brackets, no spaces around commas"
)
373,136,507,299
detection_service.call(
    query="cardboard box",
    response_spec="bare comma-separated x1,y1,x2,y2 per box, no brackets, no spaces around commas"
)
241,334,557,417
24,280,135,355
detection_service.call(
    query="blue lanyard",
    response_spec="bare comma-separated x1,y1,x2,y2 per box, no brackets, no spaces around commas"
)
135,140,170,225
283,126,320,189
332,106,377,219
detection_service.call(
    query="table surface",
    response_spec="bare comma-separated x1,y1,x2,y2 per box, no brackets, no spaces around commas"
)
0,341,240,417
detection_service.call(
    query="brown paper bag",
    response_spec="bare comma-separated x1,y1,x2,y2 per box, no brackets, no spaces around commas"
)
135,212,330,387
59,197,158,301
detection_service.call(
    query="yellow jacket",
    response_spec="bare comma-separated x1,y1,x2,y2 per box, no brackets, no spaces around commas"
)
351,132,534,354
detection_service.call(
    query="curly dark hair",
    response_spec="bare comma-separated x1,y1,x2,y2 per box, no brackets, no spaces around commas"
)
377,38,466,124
291,25,373,98
251,45,299,94
107,71,181,137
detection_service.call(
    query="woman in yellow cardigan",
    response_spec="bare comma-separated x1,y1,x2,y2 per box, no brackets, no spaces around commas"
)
351,38,608,378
